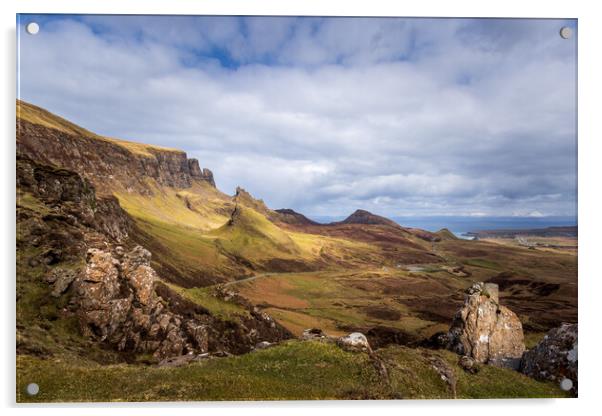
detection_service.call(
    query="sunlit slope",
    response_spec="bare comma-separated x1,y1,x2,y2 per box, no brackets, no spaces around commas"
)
15,100,455,288
210,205,312,271
17,100,181,157
116,181,233,232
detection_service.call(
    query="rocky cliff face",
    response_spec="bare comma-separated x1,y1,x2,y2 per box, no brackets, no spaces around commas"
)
447,282,525,368
17,114,215,196
17,155,131,246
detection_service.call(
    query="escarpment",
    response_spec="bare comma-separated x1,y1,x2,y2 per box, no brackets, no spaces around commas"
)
17,101,215,196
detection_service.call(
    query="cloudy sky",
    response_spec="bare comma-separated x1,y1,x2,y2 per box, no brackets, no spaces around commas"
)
18,15,577,218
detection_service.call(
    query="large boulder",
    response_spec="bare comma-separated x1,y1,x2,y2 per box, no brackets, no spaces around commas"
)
520,323,578,396
337,332,372,353
447,282,525,368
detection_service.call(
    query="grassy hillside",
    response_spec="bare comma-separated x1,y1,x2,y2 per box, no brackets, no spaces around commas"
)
17,340,566,402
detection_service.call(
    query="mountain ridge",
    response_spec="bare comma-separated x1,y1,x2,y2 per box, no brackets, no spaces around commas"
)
17,100,216,196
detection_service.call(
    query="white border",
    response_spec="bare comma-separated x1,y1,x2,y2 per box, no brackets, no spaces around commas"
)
2,1,601,415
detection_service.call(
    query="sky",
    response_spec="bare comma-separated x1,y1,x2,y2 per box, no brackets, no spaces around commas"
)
17,15,577,218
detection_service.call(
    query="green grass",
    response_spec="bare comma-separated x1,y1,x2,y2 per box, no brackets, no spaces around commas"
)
165,282,250,319
116,183,231,232
17,341,567,402
17,341,379,402
463,258,503,270
130,214,241,284
212,205,301,262
524,332,547,349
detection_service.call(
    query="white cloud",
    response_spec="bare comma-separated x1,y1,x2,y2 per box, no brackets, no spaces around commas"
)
17,16,577,217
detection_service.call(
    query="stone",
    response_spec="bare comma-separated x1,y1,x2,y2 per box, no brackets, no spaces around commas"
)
114,246,125,258
50,268,79,297
301,328,328,340
79,249,121,307
154,327,186,359
520,323,578,396
447,282,525,367
337,332,372,353
126,265,156,306
458,355,480,374
255,341,273,350
185,322,209,352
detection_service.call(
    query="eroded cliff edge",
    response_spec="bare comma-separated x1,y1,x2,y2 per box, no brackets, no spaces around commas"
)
17,100,215,196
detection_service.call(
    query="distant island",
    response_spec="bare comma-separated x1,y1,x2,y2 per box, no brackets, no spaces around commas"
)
464,225,577,239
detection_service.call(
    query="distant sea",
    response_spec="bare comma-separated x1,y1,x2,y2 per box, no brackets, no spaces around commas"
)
308,215,578,239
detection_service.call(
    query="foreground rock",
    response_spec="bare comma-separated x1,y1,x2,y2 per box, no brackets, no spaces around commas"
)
447,282,525,368
337,332,372,353
75,246,291,359
520,323,578,396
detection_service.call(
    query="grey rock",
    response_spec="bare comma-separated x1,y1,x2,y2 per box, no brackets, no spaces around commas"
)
520,323,578,396
337,332,372,353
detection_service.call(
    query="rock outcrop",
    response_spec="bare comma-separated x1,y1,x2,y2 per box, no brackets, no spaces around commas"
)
447,282,525,368
520,323,578,396
187,158,215,187
17,156,132,247
75,246,292,359
76,246,204,359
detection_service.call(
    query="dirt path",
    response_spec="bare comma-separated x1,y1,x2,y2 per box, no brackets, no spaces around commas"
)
223,270,330,287
223,273,275,287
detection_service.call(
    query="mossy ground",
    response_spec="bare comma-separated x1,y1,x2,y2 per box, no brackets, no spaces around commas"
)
165,282,250,320
17,341,567,402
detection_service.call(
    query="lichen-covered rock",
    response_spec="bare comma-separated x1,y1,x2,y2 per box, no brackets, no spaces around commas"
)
337,332,372,353
122,247,157,306
447,282,525,367
73,245,292,360
520,323,578,396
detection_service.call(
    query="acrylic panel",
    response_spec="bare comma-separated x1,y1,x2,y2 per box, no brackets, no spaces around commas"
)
16,15,578,402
